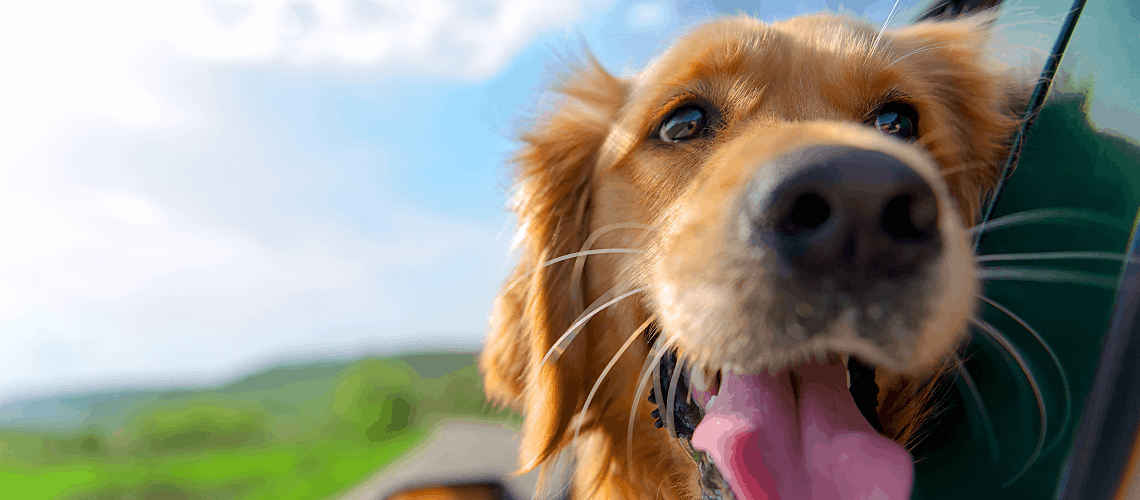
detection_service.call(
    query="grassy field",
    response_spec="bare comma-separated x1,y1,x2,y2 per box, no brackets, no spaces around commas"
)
0,353,514,499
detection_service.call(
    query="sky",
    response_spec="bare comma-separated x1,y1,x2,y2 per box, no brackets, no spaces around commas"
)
0,0,1017,402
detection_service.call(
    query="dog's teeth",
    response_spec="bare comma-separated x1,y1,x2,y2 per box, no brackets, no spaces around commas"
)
737,212,753,243
786,322,807,341
690,367,711,392
795,302,814,318
867,304,884,320
705,395,717,412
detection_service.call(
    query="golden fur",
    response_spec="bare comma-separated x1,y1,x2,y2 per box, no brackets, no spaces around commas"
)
482,12,1025,500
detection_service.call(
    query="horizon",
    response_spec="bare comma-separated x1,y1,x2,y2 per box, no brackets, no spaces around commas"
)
0,0,987,409
0,349,482,415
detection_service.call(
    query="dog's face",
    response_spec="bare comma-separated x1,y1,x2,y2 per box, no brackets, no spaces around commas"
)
482,12,1023,500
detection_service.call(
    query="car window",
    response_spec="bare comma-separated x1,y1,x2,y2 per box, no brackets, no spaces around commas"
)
911,0,1140,498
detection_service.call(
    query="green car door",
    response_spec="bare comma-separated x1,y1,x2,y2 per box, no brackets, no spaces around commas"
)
909,0,1140,498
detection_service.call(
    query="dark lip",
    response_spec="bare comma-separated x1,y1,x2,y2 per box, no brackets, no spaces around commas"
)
767,273,930,349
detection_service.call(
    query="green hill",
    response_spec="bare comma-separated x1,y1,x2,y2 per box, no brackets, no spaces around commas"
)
0,352,514,500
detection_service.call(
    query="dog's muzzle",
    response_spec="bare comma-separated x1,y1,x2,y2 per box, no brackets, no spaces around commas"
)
745,145,942,284
659,146,944,500
738,146,945,354
752,146,942,279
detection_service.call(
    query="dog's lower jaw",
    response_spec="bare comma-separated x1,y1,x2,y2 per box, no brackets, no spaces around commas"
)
695,361,915,500
649,349,908,500
682,440,736,500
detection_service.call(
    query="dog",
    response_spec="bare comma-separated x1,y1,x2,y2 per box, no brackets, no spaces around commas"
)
480,4,1027,499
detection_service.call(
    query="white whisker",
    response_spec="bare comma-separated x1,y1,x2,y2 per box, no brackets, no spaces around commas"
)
563,316,655,500
493,248,645,309
970,208,1129,236
978,267,1119,289
651,343,668,446
971,316,1046,485
542,287,649,366
886,42,951,68
570,222,655,306
655,467,688,500
628,331,682,480
871,0,901,56
952,353,1001,462
574,316,657,445
976,251,1137,265
665,351,685,439
979,296,1072,455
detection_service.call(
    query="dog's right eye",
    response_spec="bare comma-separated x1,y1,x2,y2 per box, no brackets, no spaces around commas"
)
874,103,918,141
659,105,708,143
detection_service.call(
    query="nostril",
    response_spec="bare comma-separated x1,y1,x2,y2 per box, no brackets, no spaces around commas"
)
779,193,830,236
881,194,937,241
752,146,944,278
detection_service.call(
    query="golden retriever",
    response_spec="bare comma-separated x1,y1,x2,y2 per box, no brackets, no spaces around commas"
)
480,6,1026,500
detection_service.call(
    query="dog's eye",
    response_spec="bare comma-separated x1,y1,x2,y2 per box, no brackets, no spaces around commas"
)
659,105,708,143
874,103,918,141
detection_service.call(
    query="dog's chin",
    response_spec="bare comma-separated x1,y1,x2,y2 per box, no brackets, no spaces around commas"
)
676,351,914,500
651,263,972,500
661,291,946,379
722,316,921,376
656,306,936,500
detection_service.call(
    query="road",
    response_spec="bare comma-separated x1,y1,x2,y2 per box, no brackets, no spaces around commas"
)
334,419,571,500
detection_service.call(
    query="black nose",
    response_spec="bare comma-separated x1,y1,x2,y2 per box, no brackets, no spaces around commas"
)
754,146,942,281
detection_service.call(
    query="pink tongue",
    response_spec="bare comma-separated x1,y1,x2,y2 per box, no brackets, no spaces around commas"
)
691,361,913,500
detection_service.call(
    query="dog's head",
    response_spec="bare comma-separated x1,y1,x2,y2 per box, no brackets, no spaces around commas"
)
482,11,1025,500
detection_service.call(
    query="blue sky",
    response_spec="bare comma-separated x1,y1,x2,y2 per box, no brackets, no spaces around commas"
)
0,0,954,401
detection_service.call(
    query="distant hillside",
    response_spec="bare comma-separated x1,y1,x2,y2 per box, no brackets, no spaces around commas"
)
0,352,485,431
0,351,514,500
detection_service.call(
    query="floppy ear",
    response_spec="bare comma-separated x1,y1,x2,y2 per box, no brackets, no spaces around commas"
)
480,57,629,472
899,12,1031,224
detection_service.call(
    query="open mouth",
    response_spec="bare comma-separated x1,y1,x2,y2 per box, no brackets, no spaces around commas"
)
649,345,914,500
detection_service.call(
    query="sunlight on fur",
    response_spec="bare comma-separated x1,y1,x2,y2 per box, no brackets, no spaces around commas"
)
481,8,1030,500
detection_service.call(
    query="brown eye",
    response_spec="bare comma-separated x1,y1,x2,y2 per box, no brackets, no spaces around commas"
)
874,103,918,141
659,105,708,143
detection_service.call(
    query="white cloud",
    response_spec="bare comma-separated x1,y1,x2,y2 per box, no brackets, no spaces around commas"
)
0,0,611,132
0,0,592,400
96,191,166,227
0,157,509,399
159,0,611,79
3,0,610,81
